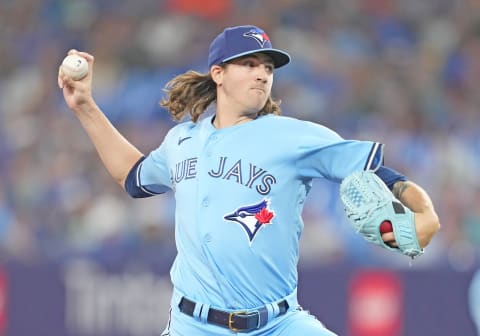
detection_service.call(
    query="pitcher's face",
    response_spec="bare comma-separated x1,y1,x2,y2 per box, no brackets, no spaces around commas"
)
218,53,274,115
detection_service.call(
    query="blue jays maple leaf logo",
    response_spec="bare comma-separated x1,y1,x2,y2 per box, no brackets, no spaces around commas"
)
224,200,275,243
243,29,270,47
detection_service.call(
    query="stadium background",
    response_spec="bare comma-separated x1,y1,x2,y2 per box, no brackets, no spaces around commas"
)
1,0,480,335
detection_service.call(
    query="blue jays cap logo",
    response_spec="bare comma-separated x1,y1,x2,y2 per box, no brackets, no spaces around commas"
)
243,28,271,48
224,199,275,243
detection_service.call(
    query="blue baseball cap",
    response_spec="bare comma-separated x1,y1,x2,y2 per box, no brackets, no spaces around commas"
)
208,25,291,69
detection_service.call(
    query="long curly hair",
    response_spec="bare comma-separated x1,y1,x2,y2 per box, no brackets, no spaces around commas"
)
160,67,282,123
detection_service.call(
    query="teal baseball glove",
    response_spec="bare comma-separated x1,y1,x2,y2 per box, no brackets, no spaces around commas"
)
340,171,423,258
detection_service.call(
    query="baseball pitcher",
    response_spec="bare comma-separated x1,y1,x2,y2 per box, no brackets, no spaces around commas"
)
58,25,440,336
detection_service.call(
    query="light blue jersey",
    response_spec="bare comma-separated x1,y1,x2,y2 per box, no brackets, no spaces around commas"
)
138,114,383,313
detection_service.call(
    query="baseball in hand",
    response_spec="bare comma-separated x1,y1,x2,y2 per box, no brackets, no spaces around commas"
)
61,54,88,80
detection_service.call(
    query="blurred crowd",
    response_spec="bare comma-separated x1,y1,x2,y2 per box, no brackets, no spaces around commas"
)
1,0,480,271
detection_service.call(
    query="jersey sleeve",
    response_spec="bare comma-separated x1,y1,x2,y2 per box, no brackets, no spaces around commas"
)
136,134,174,195
295,121,383,182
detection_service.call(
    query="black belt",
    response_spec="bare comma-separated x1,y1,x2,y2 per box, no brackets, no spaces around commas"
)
178,297,289,332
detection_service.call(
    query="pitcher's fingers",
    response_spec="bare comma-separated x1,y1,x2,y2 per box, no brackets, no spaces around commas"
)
75,51,94,62
61,73,75,88
66,49,93,63
381,232,398,248
382,232,395,242
381,232,395,242
58,67,71,88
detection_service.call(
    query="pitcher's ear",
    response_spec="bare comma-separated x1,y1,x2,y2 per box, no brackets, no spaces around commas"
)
210,65,224,86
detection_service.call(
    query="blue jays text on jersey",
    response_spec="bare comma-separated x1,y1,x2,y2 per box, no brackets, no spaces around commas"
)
135,114,383,310
173,156,276,195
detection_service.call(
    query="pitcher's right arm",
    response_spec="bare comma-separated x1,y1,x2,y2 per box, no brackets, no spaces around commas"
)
58,50,143,188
